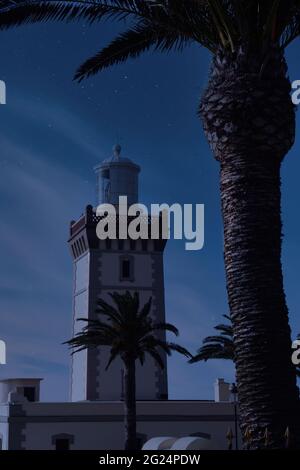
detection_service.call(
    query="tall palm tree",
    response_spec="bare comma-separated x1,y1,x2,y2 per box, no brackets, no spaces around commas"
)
190,315,300,379
2,0,300,448
65,290,191,451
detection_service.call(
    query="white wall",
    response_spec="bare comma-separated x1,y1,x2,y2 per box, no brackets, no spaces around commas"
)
2,400,241,450
71,254,90,401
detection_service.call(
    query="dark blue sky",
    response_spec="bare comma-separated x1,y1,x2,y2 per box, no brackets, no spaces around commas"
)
0,20,299,401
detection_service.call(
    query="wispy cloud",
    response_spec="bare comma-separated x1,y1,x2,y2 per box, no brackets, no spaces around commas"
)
0,133,86,396
7,94,105,162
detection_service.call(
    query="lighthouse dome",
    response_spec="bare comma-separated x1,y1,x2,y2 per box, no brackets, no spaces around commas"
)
94,145,140,206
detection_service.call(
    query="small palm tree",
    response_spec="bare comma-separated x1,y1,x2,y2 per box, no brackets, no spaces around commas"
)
65,290,191,451
190,316,300,379
189,315,234,363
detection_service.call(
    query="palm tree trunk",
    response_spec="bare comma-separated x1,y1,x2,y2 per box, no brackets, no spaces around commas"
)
201,46,300,449
123,357,137,450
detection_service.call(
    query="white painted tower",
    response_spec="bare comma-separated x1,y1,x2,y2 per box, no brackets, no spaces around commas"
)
68,146,168,401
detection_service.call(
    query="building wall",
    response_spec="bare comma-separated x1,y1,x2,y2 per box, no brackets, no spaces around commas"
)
70,233,168,402
0,401,240,450
0,404,9,450
94,244,167,401
71,253,90,402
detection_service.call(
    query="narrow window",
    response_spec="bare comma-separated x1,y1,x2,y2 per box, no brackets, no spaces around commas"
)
120,256,134,282
78,238,83,254
122,259,130,279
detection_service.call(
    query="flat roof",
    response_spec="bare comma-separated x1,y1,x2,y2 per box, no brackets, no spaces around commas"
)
0,378,43,382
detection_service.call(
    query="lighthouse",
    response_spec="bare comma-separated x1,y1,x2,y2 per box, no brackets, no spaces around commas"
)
94,144,140,206
68,146,168,401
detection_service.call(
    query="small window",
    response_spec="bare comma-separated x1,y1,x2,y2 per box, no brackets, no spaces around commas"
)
52,433,74,450
120,255,134,282
55,439,70,451
23,387,35,402
122,259,130,279
104,182,111,201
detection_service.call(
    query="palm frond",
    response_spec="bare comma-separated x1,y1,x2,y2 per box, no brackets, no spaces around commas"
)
280,10,300,48
202,335,233,346
65,291,189,367
65,331,111,353
74,21,192,81
189,342,234,362
96,297,125,325
0,0,158,28
139,337,176,357
214,323,233,336
190,314,234,364
76,317,119,337
138,295,152,319
149,322,179,336
143,347,165,369
109,290,138,318
2,0,300,56
165,342,192,358
105,346,120,370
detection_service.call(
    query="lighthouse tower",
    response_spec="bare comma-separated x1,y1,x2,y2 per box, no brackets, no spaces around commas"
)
68,146,168,401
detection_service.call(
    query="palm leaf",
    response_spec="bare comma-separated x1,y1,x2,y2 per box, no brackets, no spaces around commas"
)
105,346,120,370
0,0,157,28
143,347,165,369
189,342,234,362
214,323,233,336
78,19,190,79
148,322,179,336
190,314,234,363
96,297,125,325
65,291,190,367
138,295,152,320
165,342,192,358
202,335,233,346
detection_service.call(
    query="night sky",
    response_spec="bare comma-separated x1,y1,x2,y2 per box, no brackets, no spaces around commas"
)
0,20,299,401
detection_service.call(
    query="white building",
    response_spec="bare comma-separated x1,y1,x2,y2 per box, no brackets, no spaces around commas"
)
69,145,168,402
0,378,238,450
0,147,240,450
